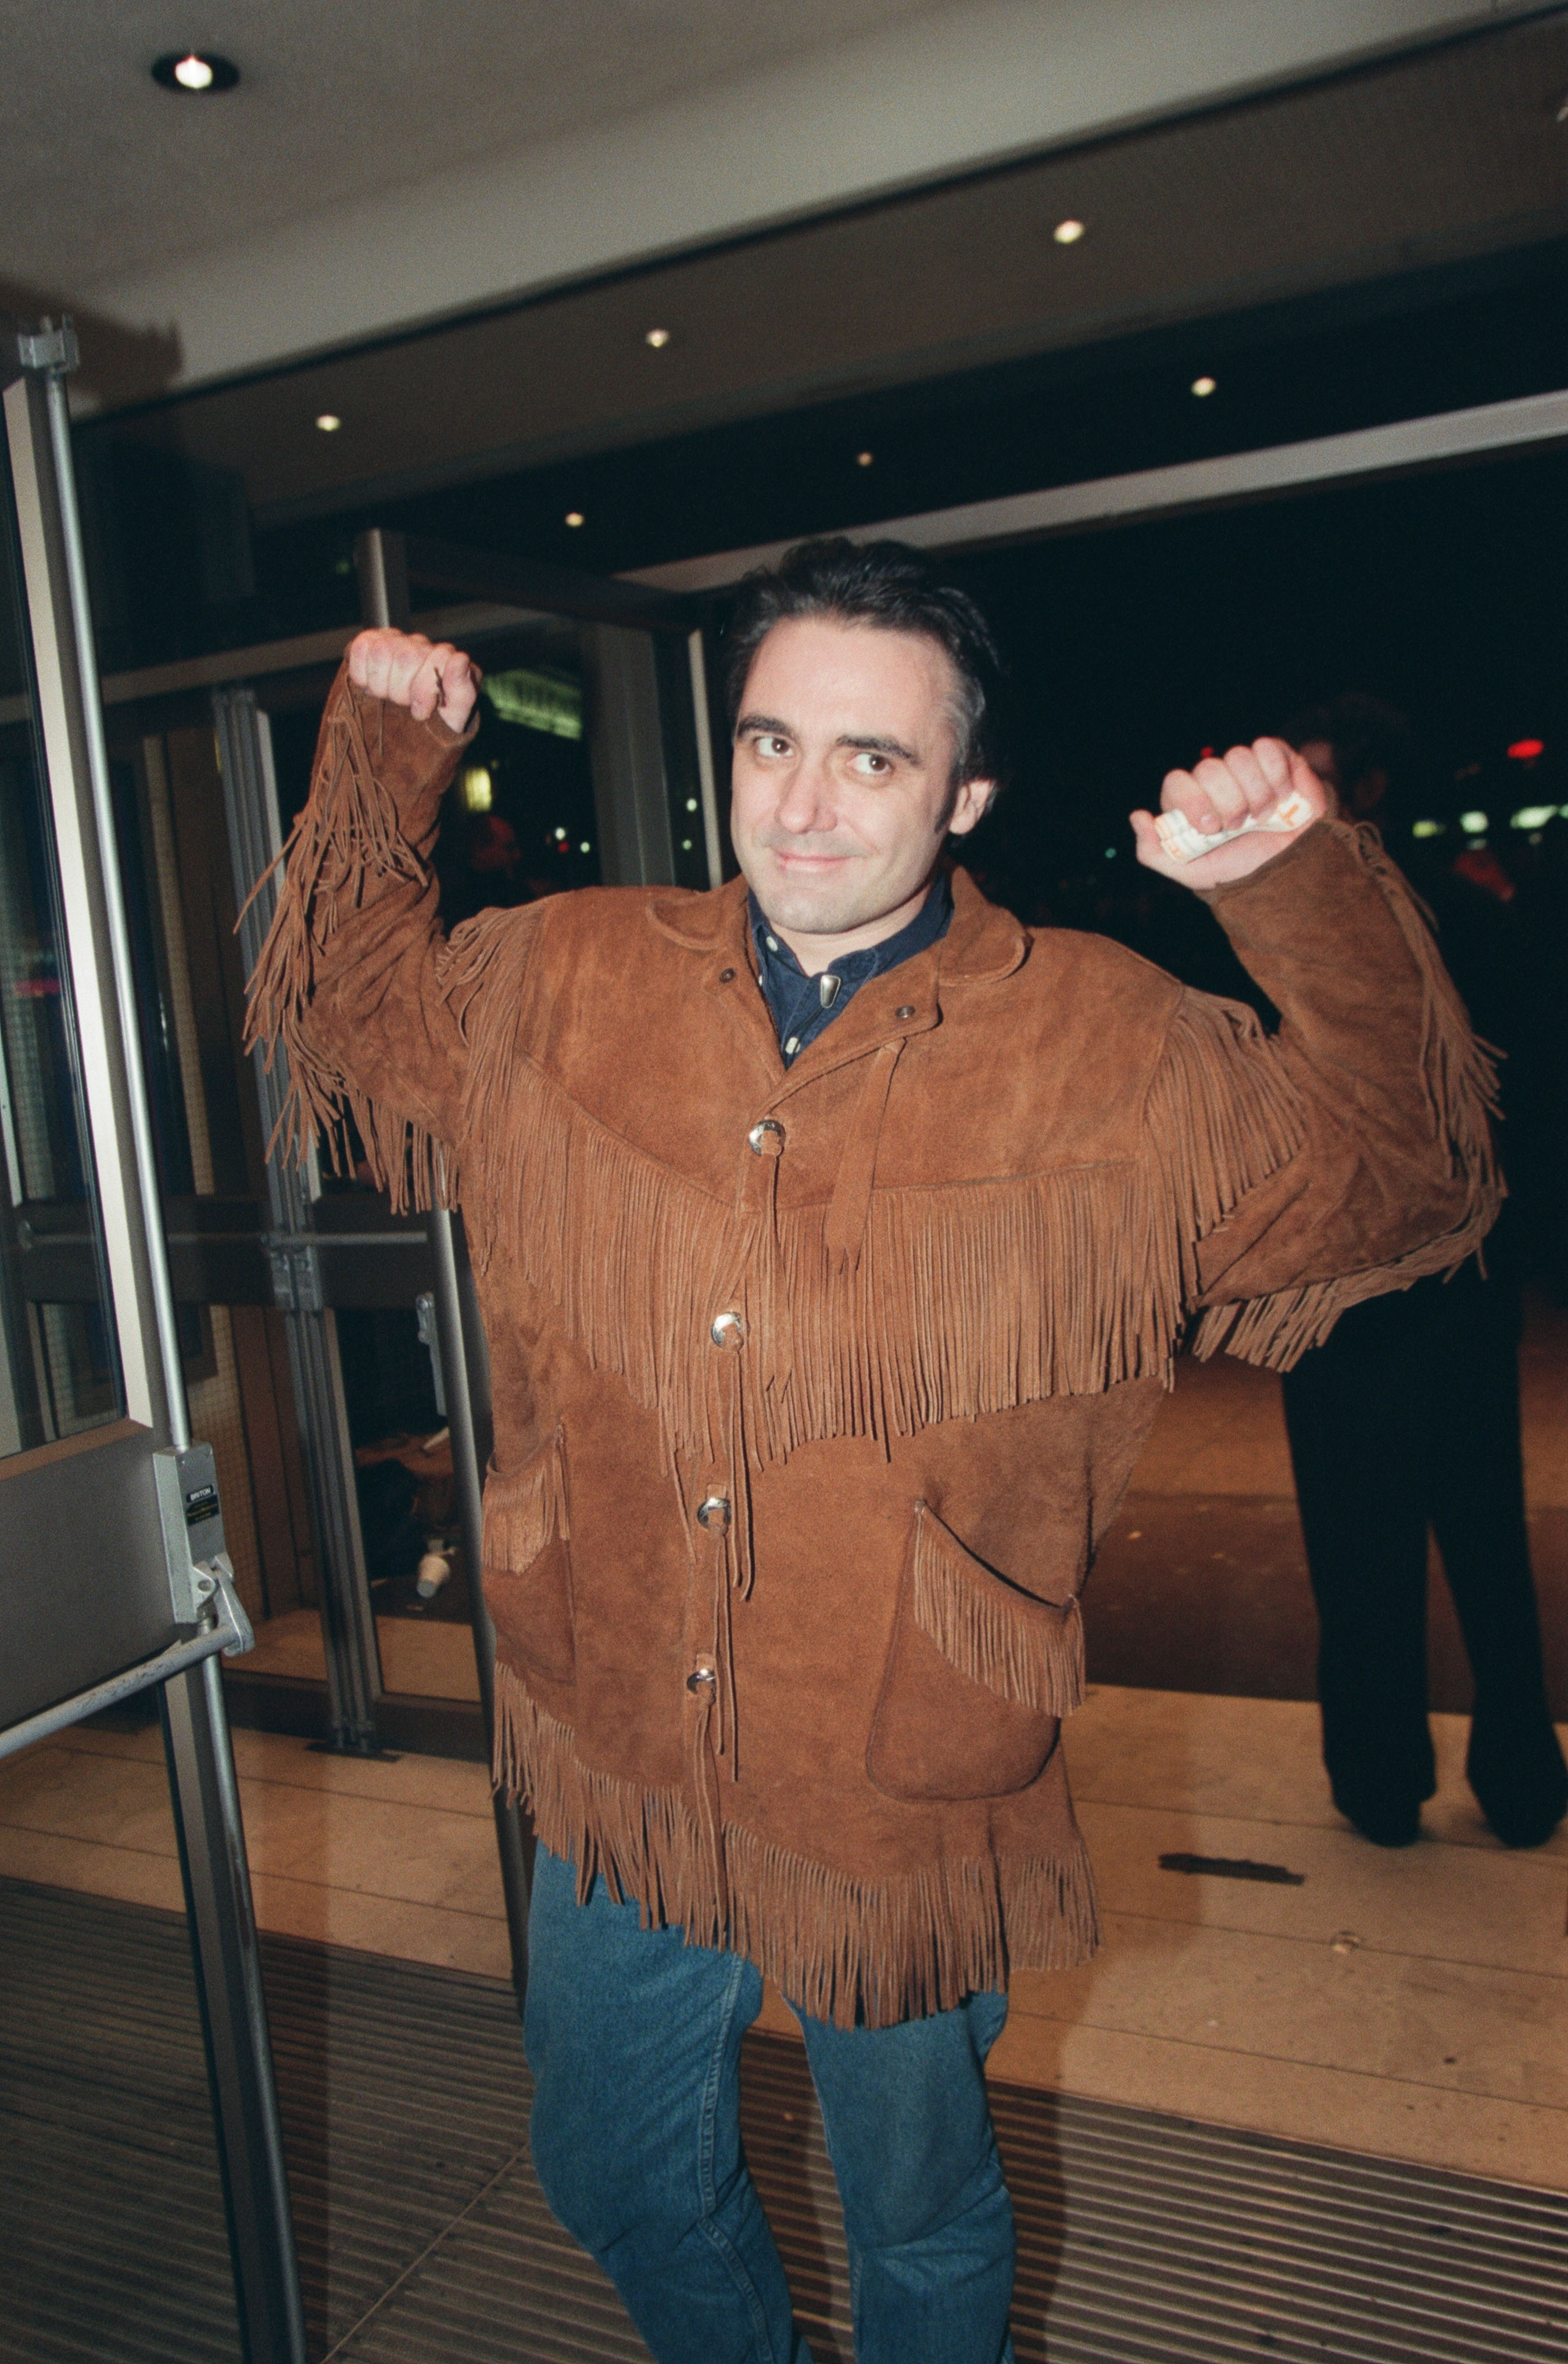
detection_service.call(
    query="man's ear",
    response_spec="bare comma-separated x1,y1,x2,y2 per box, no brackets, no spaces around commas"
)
947,778,996,837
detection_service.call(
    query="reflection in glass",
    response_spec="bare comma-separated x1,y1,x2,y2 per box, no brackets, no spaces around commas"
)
0,443,123,1451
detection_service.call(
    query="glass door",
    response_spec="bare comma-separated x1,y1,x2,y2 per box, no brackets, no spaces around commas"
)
152,536,715,1759
72,526,716,1990
0,323,305,2362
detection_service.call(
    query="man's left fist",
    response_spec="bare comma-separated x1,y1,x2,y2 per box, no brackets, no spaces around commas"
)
1130,738,1327,889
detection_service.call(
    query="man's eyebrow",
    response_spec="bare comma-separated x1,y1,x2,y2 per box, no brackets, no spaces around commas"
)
837,732,920,764
733,715,922,765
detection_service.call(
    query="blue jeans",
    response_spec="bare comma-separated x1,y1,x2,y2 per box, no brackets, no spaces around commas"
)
524,1846,1016,2364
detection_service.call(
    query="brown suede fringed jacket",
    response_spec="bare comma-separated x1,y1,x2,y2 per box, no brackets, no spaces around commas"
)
248,667,1501,2026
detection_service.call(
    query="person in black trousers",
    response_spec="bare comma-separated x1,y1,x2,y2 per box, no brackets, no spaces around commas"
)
1281,697,1566,1849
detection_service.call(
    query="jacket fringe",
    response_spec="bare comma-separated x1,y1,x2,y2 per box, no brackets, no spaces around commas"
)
912,1505,1086,1714
240,689,448,1213
493,1660,1099,2028
460,988,1305,1478
1191,825,1503,1371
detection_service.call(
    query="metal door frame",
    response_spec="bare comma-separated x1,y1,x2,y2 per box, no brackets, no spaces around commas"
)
1,319,306,2363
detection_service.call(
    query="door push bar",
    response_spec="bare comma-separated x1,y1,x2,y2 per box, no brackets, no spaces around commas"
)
0,1442,255,1764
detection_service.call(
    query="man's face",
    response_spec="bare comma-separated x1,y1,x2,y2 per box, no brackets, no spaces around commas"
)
730,616,992,954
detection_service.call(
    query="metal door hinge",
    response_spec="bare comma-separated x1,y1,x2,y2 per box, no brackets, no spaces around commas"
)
153,1444,255,1654
15,320,79,375
266,1235,322,1313
204,1552,255,1657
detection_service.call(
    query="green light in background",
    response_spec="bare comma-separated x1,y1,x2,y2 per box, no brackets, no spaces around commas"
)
484,667,583,740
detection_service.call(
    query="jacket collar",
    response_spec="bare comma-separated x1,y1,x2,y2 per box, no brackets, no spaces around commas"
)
646,863,1026,987
647,871,750,952
936,864,1028,983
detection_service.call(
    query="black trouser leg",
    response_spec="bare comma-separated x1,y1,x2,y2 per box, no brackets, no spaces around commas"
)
1425,1275,1567,1844
1282,1329,1437,1821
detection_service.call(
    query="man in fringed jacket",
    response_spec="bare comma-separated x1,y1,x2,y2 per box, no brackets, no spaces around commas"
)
248,539,1499,2364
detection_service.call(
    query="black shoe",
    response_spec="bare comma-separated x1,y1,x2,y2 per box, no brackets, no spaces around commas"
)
1331,1787,1422,1847
1467,1721,1568,1849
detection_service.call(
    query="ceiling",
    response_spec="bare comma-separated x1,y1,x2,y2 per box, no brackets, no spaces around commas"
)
0,0,942,291
95,7,1568,525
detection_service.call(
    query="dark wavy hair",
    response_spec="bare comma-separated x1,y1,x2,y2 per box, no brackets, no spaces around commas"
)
722,536,1009,792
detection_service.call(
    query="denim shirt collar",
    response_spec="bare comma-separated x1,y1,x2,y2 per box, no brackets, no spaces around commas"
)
749,871,954,1065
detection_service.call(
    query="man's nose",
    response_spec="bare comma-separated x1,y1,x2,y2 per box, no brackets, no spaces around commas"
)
775,754,835,834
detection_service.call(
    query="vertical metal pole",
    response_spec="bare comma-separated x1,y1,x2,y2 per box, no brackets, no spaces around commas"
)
26,329,305,2361
430,1212,534,1999
162,1657,309,2364
216,686,383,1753
355,529,410,636
355,526,535,1997
582,621,677,887
688,625,725,891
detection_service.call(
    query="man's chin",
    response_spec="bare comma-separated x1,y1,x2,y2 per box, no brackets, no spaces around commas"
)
753,880,874,937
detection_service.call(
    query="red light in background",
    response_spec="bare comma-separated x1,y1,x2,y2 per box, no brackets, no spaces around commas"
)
1507,739,1545,762
1198,746,1215,760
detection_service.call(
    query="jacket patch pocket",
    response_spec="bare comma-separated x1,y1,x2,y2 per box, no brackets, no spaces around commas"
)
481,1426,574,1686
867,1501,1084,1803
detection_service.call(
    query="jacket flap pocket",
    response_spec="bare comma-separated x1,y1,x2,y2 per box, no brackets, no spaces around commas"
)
483,1426,570,1575
482,1427,574,1688
912,1502,1083,1717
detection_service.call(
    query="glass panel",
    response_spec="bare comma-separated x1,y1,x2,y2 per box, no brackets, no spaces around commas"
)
266,623,602,1703
0,443,123,1453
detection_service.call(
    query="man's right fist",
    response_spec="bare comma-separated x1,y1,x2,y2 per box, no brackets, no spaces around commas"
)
347,628,481,735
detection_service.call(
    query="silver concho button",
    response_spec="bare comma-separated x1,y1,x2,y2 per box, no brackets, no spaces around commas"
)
747,1117,785,1156
710,1311,744,1349
696,1495,732,1531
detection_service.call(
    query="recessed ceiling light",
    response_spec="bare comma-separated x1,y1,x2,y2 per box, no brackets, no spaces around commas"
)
645,327,672,349
1191,375,1218,397
315,413,341,434
856,450,875,467
564,511,585,528
1053,218,1086,245
152,51,239,93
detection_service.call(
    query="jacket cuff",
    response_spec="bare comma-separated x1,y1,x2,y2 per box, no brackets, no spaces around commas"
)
336,663,481,843
1194,816,1338,915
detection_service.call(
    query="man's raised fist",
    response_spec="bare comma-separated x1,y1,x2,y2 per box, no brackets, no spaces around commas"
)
347,628,481,735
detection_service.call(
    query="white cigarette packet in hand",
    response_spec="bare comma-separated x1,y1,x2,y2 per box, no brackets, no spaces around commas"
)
1155,787,1313,863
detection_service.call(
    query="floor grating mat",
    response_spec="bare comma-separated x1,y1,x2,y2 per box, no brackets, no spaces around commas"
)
2,1876,1564,2362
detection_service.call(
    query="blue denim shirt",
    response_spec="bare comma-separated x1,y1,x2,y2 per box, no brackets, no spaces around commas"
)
749,872,954,1065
